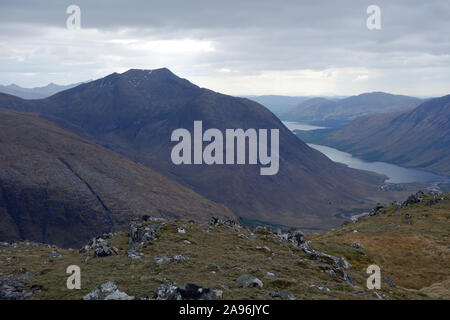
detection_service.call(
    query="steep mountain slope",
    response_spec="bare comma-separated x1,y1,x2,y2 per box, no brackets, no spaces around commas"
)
281,92,422,122
303,95,450,177
0,69,385,230
0,109,234,247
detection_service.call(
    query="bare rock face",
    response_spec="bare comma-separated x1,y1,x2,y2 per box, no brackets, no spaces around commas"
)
83,281,134,300
126,218,165,259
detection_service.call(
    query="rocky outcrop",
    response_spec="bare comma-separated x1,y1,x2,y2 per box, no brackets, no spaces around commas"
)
209,217,240,228
276,229,305,247
79,236,118,258
236,274,264,288
401,191,424,208
126,218,165,259
83,281,134,300
154,282,216,300
268,290,295,300
0,275,34,300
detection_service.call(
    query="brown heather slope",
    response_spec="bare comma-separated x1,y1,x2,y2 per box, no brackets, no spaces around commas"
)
0,109,234,247
0,216,430,300
309,193,450,298
0,69,386,230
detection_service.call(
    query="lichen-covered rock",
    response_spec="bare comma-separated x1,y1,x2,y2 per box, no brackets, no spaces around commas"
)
173,255,189,262
178,283,216,300
269,290,295,300
153,256,172,265
0,275,33,300
154,283,181,300
83,281,134,300
275,229,304,247
154,283,216,300
236,274,263,288
129,220,163,251
93,239,118,258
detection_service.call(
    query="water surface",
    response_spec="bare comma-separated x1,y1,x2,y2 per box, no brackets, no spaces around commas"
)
308,143,449,183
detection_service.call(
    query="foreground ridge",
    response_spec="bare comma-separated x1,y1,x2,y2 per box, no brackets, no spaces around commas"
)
0,192,448,300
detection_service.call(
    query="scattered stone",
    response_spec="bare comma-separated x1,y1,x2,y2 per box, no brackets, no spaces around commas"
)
269,290,295,300
154,256,172,265
154,283,180,300
236,274,263,288
343,272,355,286
324,269,336,277
350,243,365,249
177,227,186,234
401,191,424,208
0,275,30,300
183,240,192,245
154,283,217,300
275,229,304,247
255,246,272,253
93,239,118,258
310,284,330,292
404,213,412,220
178,283,216,300
369,204,384,216
266,272,277,278
383,277,396,287
83,281,134,300
209,217,239,228
173,254,189,262
129,220,163,251
299,241,352,270
213,289,223,299
42,249,62,259
17,272,30,281
126,250,143,260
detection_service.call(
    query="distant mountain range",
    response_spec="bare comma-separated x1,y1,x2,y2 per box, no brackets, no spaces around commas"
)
296,95,450,177
0,68,385,234
243,95,347,115
241,95,312,114
0,82,84,99
280,92,423,124
0,109,233,247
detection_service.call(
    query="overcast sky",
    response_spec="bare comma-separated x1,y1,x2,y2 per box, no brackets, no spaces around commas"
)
1,0,449,96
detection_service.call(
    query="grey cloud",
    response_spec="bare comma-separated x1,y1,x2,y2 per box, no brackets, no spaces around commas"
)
0,0,449,96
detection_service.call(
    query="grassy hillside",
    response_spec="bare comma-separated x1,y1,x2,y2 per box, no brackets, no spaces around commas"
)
309,192,450,298
1,192,448,300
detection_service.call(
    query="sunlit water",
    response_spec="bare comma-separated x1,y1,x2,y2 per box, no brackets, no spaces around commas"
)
308,144,448,183
283,121,449,183
282,121,326,131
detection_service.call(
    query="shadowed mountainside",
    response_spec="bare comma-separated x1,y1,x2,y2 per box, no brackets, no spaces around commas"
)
0,109,234,247
296,95,450,177
0,69,386,230
281,92,422,123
